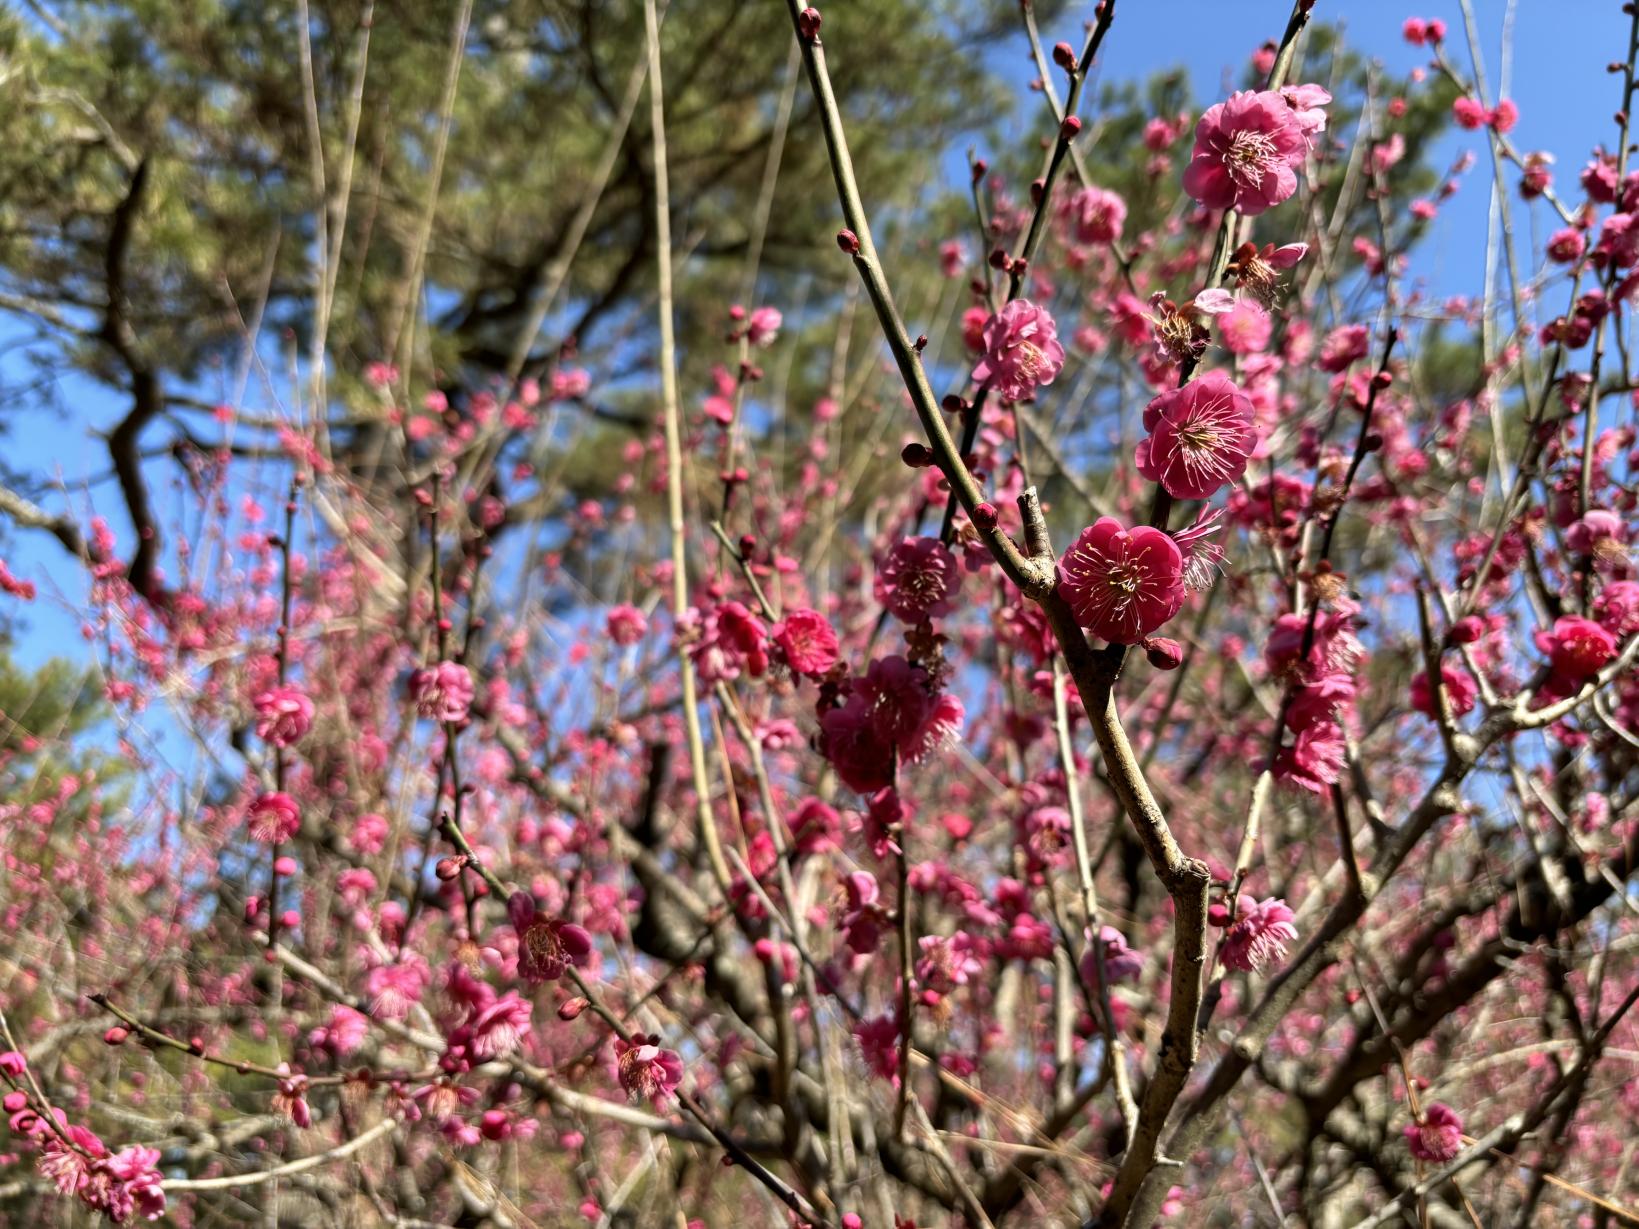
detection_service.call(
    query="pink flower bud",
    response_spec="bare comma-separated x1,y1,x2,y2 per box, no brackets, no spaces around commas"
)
1144,637,1184,670
1449,616,1485,645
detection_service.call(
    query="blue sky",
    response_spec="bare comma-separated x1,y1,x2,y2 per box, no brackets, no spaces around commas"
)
2,0,1631,677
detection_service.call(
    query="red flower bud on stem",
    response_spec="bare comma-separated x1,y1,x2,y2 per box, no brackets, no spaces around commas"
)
1144,637,1184,670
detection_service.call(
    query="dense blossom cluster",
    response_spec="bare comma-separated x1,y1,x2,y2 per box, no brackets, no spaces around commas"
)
0,3,1635,1227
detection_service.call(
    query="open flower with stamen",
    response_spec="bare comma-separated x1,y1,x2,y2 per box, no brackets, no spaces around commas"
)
613,1033,683,1103
1172,505,1228,591
1228,241,1308,307
508,892,594,984
1061,184,1127,245
972,299,1065,401
247,791,301,844
1405,1102,1464,1162
1279,83,1333,147
1145,293,1213,365
1136,370,1259,500
253,685,313,748
875,536,963,623
1182,90,1309,215
469,992,533,1059
1219,895,1298,972
1058,518,1186,644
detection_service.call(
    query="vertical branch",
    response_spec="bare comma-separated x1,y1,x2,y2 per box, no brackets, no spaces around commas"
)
265,479,299,954
646,0,735,901
1055,657,1138,1145
893,784,914,1141
782,12,1214,1222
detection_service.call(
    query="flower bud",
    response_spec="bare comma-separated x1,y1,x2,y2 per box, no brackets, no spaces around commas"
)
1144,637,1184,670
797,7,821,41
836,229,860,255
435,857,462,881
1059,115,1082,142
1371,370,1393,390
1052,41,1076,72
103,1027,129,1046
557,997,589,1022
971,501,998,531
900,442,935,468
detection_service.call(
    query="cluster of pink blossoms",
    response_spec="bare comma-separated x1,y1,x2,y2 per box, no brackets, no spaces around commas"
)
3,1053,164,1224
1265,607,1364,793
1050,74,1312,651
819,655,964,793
1451,95,1517,133
683,601,843,684
1535,614,1619,702
441,964,533,1064
688,600,770,682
